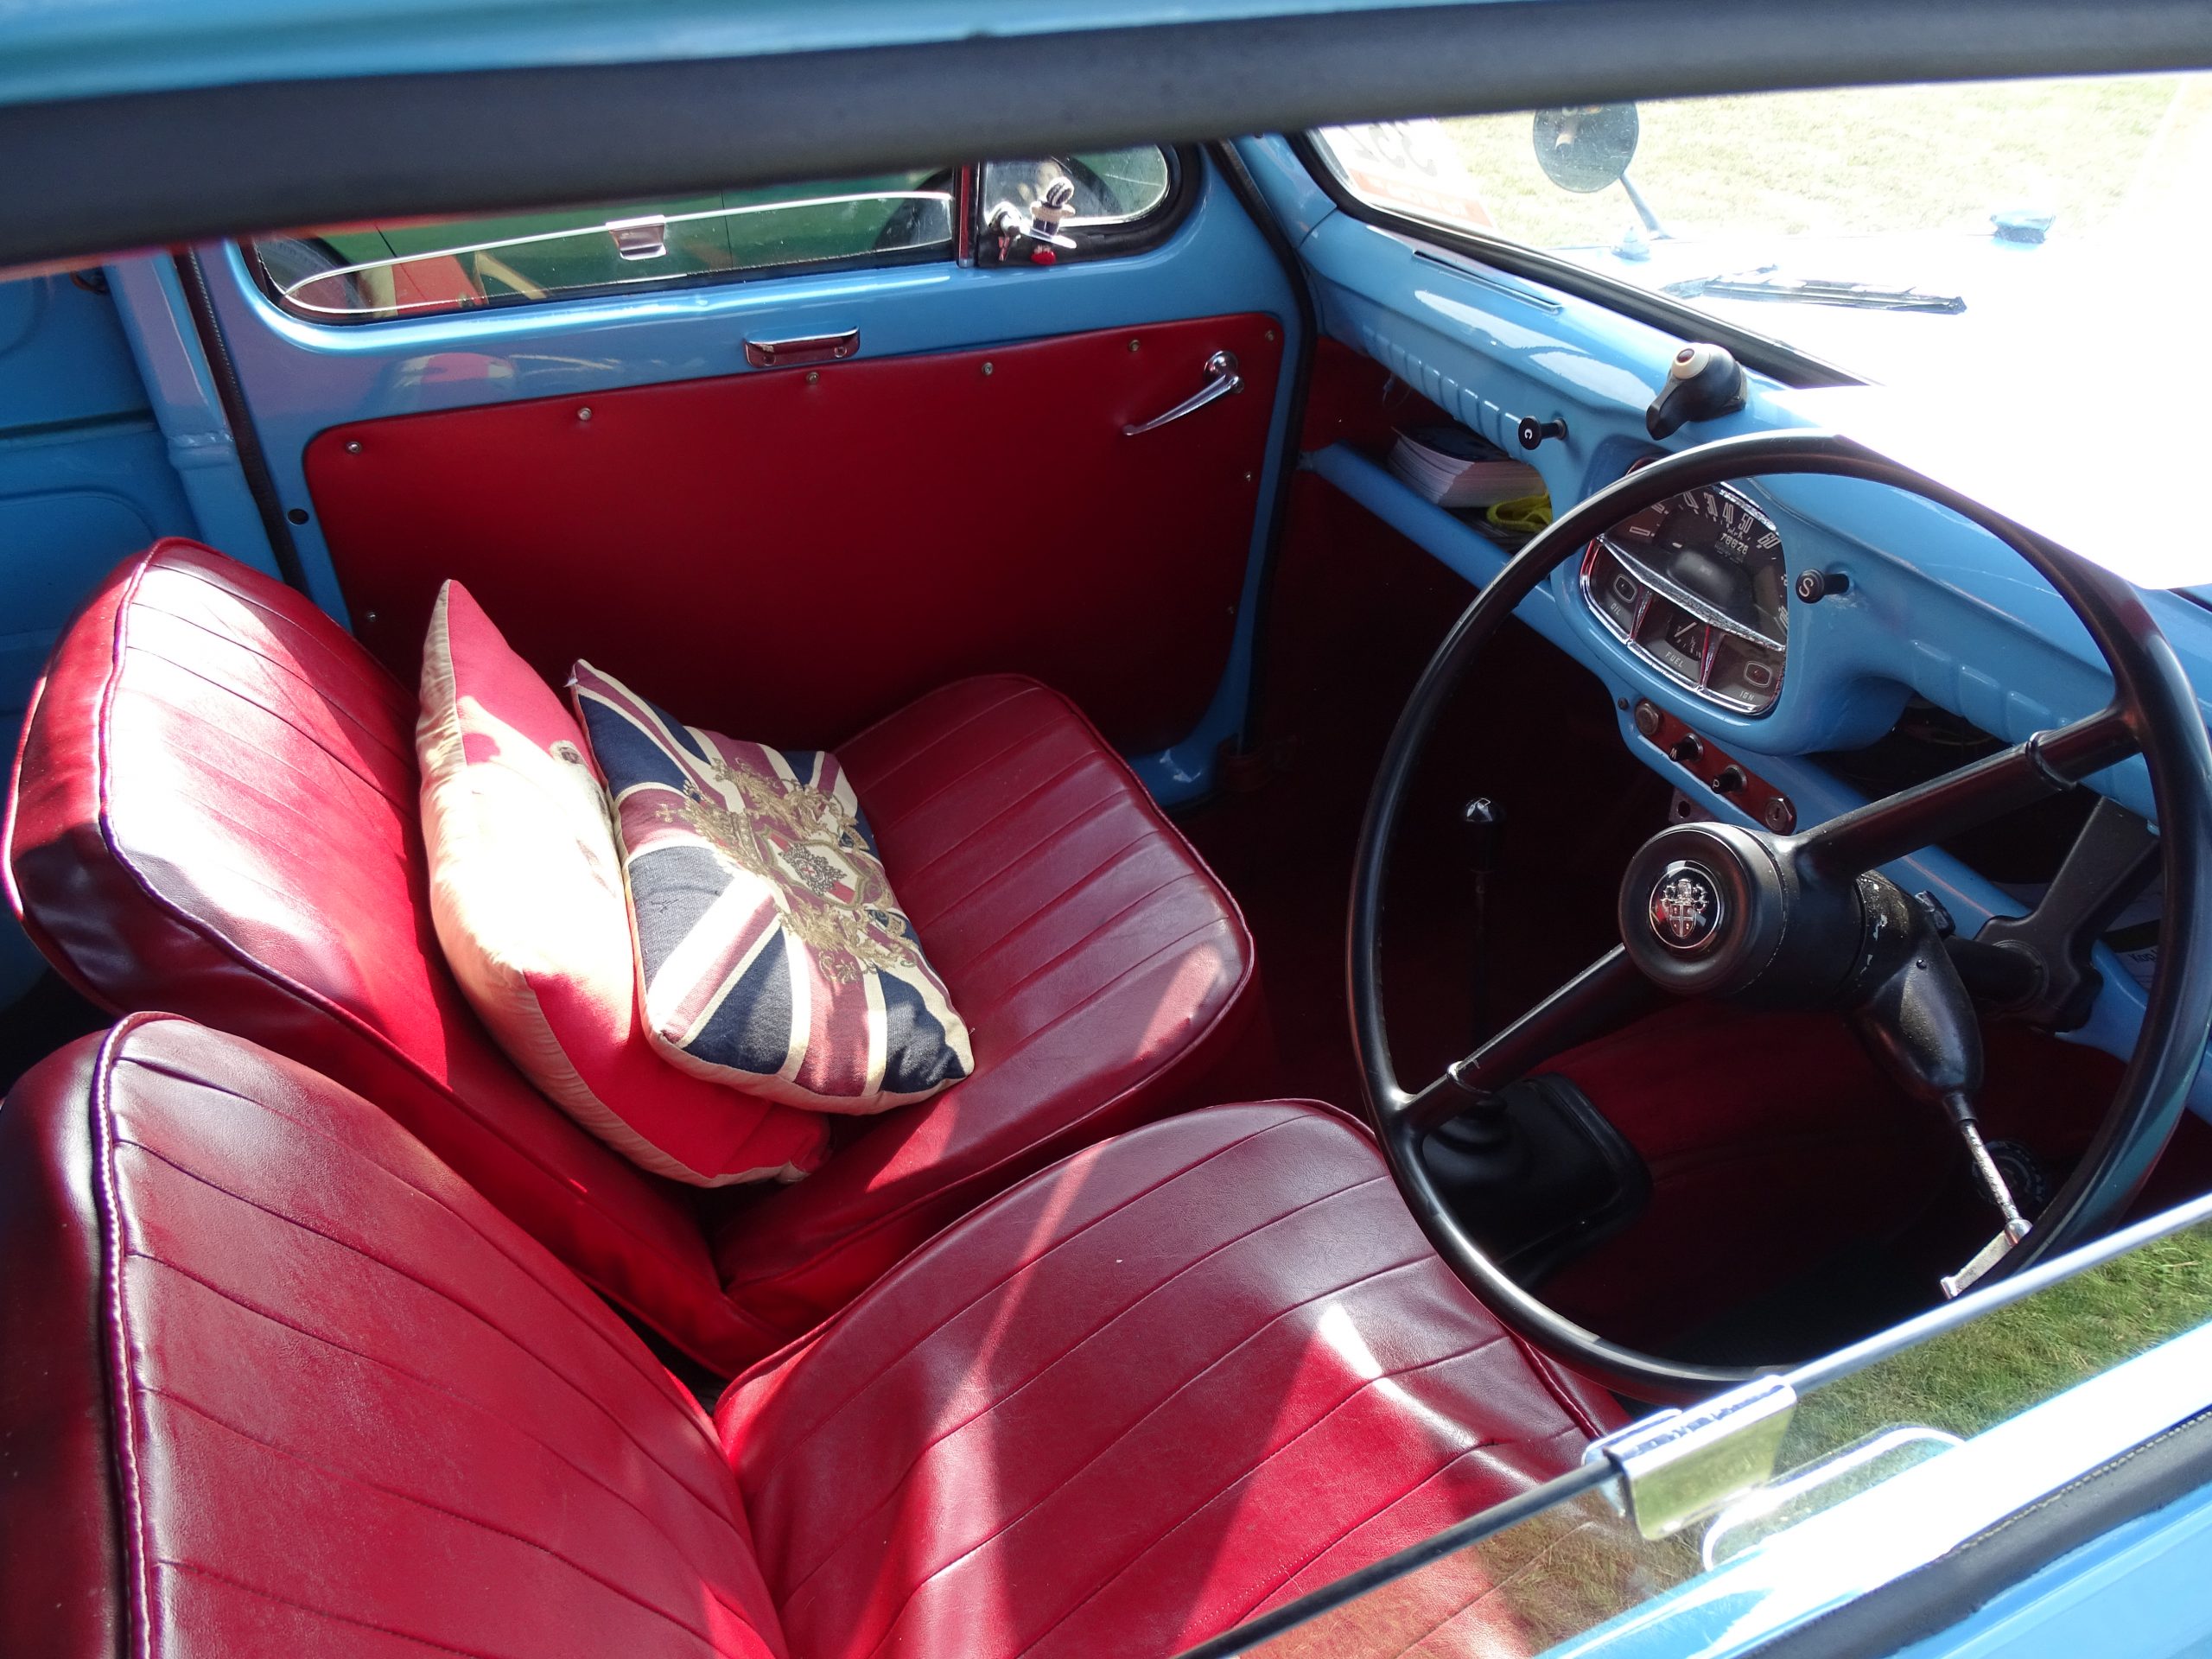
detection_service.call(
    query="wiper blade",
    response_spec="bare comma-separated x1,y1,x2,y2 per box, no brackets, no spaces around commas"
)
1664,267,1966,314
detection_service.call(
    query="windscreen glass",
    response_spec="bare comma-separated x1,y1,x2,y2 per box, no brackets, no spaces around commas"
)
1314,72,2212,393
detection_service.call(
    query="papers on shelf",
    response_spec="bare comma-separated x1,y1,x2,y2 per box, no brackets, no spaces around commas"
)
1389,424,1545,509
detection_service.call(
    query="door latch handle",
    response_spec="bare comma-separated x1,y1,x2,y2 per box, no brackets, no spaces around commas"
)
1122,350,1243,436
744,328,859,369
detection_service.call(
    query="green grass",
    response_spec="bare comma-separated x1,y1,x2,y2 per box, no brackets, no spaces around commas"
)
1438,75,2206,250
1787,1217,2212,1456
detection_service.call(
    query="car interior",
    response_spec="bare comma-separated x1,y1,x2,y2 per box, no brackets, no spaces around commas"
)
5,57,2212,1658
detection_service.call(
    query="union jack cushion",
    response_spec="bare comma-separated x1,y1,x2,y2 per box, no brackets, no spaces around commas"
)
570,662,973,1113
416,584,830,1185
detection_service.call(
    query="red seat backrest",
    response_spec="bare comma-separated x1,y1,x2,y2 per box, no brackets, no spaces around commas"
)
0,1014,787,1656
3,541,770,1370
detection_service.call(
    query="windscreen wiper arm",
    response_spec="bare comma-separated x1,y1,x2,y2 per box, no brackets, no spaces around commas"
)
1664,268,1966,314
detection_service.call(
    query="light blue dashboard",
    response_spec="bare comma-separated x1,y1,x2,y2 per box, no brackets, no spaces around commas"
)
1235,135,2212,1113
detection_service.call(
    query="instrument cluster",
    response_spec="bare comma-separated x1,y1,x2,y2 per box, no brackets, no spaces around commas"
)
1580,482,1789,714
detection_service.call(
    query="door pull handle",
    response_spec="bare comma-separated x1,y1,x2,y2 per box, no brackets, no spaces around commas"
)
1122,350,1243,436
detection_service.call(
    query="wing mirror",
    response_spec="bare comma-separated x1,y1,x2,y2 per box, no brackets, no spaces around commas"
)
1531,104,1642,194
1533,103,1669,253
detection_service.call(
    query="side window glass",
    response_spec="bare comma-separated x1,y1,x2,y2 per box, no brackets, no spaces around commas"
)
251,147,1185,323
252,171,956,323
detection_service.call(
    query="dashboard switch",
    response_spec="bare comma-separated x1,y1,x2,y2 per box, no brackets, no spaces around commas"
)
1645,342,1748,439
1795,568,1850,604
1635,705,1793,830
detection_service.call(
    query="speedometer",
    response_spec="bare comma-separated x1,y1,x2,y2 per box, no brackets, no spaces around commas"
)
1580,482,1789,713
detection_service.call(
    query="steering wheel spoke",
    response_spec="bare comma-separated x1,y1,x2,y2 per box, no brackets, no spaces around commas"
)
1395,948,1662,1136
1793,703,2138,880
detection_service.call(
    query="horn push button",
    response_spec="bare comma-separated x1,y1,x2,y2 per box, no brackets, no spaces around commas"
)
1618,821,1814,1001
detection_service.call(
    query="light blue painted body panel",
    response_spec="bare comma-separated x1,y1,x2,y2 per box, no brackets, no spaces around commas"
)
1885,1484,2212,1659
0,270,147,429
103,257,279,571
0,269,207,1002
190,154,1300,801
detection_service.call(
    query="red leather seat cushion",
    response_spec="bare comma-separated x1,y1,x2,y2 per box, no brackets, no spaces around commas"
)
0,1015,787,1658
1,1020,1615,1659
722,1101,1623,1659
7,545,1256,1373
710,676,1255,1339
2,540,771,1370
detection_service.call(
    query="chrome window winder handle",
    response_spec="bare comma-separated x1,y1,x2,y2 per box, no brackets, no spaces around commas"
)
1122,350,1243,436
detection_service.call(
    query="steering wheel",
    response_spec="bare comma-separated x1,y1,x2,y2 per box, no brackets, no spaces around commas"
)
1350,429,2212,1400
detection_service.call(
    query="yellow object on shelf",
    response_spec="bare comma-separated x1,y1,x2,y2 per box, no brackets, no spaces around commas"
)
1486,493,1553,535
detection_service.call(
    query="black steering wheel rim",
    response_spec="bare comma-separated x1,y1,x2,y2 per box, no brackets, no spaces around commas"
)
1349,428,2212,1402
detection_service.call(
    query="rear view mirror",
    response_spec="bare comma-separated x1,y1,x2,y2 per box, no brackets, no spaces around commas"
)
1532,104,1641,193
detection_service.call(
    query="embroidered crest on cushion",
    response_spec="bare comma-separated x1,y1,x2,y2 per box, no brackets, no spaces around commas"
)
571,662,973,1113
416,583,831,1184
